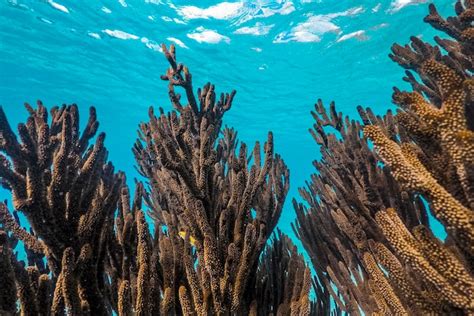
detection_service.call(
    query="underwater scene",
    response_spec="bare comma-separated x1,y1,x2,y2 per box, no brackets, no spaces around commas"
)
0,0,473,314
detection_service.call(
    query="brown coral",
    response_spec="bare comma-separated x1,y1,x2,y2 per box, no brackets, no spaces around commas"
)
254,230,311,315
0,44,311,314
0,102,123,314
133,44,306,314
294,1,474,314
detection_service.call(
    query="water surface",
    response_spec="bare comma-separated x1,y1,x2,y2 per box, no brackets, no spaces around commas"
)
0,0,452,247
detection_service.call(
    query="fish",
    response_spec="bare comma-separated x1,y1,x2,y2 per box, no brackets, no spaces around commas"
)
179,231,196,246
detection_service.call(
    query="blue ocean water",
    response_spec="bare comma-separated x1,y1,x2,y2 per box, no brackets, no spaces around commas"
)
0,0,451,251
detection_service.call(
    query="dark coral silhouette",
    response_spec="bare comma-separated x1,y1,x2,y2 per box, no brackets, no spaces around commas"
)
0,1,472,315
0,45,309,315
294,1,473,314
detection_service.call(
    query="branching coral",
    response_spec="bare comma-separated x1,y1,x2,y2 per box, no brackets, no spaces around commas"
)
0,45,311,315
0,229,17,315
364,125,474,255
133,44,302,315
374,0,474,260
375,208,473,311
0,204,52,315
0,102,123,314
254,230,311,315
2,3,467,315
105,182,175,316
294,1,474,314
293,100,425,315
388,2,474,212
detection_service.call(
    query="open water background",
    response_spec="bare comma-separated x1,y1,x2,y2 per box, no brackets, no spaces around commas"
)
0,0,452,255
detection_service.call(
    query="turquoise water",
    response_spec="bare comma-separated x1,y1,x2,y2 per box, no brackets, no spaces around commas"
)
0,0,451,249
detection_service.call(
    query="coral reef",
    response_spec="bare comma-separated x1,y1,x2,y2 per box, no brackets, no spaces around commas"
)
0,101,123,315
293,101,424,315
0,44,310,315
133,44,299,314
254,230,312,315
294,1,473,314
0,226,17,315
0,1,471,315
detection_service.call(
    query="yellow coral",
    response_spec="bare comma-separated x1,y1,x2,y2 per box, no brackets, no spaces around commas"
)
365,126,474,255
376,208,474,310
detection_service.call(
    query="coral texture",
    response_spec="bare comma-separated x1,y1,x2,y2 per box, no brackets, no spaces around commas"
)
0,1,471,315
133,44,303,315
0,101,123,314
294,1,473,314
0,44,310,315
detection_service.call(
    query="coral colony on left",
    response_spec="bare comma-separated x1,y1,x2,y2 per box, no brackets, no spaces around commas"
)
0,1,473,315
0,44,310,315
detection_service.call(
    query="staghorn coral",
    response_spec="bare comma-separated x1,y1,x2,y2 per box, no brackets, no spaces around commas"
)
377,0,474,260
293,100,426,315
294,1,473,315
364,125,474,255
0,45,311,315
0,229,17,315
0,102,123,315
253,229,311,315
133,44,309,315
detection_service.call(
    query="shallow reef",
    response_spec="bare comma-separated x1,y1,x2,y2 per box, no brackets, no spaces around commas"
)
0,43,307,315
294,1,474,315
0,0,473,315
